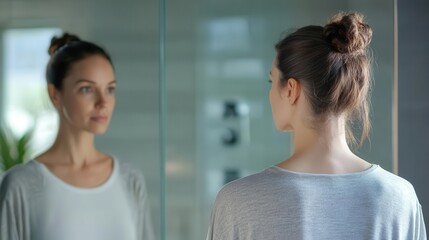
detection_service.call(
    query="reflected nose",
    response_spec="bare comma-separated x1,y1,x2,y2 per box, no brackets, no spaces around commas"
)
95,91,108,108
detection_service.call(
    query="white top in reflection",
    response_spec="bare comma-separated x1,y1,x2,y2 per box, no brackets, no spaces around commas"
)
30,158,138,240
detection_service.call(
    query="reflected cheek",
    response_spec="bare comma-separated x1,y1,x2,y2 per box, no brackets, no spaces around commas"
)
106,98,116,116
69,103,89,120
62,97,91,119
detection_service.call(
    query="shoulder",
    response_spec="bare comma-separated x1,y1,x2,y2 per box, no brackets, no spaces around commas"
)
371,166,417,196
117,159,146,184
116,158,148,198
209,168,276,233
0,161,42,190
0,161,43,198
367,166,421,210
213,168,275,209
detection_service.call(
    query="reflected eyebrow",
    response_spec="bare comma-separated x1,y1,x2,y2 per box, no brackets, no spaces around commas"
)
269,71,272,76
75,79,117,85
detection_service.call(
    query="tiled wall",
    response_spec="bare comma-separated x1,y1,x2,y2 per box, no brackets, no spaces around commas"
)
0,0,396,239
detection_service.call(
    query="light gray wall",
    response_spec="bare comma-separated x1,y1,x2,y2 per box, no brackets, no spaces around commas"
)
398,0,429,229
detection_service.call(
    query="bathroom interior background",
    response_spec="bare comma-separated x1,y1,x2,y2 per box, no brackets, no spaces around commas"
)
1,0,427,239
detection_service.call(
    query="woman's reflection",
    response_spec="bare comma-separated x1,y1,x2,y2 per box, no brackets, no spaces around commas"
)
0,33,154,240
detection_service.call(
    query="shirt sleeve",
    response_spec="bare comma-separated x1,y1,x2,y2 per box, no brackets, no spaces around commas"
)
129,168,155,240
206,199,228,240
0,192,19,239
0,172,31,240
416,204,427,240
139,176,155,240
206,187,235,240
206,206,216,240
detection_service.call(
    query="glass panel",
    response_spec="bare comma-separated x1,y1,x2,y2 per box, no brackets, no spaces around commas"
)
166,0,394,239
0,0,395,239
0,0,162,238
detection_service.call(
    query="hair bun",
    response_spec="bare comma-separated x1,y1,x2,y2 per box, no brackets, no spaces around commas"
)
48,33,81,56
324,12,372,54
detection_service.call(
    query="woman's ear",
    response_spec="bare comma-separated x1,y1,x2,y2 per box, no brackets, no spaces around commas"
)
47,84,61,108
284,78,301,105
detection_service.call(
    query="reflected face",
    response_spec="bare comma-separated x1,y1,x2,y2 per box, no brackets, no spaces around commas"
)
53,55,116,134
269,57,291,131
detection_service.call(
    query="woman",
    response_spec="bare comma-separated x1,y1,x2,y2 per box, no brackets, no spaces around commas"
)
207,12,426,240
0,33,154,240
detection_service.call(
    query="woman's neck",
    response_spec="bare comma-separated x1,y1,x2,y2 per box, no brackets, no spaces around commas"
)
279,117,370,174
294,117,350,155
40,122,101,168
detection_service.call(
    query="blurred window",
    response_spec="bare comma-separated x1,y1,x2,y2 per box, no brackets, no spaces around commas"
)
2,28,61,156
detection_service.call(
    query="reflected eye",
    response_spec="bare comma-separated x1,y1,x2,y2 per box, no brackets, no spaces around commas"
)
107,86,116,94
79,86,92,94
268,79,272,84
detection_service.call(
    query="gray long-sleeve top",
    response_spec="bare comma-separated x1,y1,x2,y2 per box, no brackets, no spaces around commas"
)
207,165,427,240
0,158,154,240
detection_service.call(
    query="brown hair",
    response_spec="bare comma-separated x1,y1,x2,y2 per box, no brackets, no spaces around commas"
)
275,12,373,147
46,32,113,90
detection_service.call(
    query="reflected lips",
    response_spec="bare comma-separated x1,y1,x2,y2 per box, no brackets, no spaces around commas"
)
91,116,108,123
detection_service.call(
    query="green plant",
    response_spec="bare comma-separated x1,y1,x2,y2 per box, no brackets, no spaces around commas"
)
0,126,32,172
